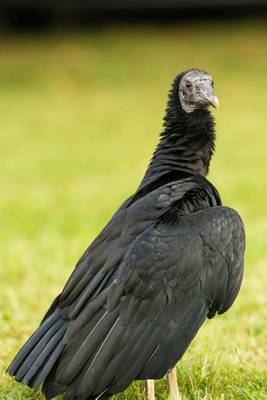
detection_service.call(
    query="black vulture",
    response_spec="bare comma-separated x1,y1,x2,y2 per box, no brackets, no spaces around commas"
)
8,69,245,400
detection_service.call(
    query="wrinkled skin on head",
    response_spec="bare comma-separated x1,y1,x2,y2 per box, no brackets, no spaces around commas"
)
179,69,219,113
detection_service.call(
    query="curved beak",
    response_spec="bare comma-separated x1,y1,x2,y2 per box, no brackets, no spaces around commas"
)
207,95,219,109
200,81,219,110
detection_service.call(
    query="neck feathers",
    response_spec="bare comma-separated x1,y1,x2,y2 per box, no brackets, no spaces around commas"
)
140,75,216,188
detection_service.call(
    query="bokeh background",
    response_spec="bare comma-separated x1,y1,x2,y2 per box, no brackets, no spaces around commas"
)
0,3,267,399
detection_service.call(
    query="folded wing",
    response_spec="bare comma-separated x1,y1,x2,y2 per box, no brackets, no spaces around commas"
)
8,177,245,400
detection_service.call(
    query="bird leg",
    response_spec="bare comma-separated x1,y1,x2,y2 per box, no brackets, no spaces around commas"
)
146,369,180,400
146,379,155,400
167,368,181,400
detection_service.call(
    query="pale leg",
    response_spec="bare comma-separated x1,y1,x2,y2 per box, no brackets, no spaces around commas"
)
146,379,155,400
167,368,181,400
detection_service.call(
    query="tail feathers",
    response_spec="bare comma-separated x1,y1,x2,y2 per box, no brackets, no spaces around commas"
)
8,309,68,389
8,310,60,376
16,318,66,383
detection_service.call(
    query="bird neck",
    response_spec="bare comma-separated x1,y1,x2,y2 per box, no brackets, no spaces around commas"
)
139,106,216,190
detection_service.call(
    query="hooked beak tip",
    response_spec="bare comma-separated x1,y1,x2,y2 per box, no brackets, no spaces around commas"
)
209,95,219,110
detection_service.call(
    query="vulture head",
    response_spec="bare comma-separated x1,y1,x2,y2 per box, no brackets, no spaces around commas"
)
178,69,219,113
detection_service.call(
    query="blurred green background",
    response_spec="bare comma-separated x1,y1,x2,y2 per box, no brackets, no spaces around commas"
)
0,20,267,399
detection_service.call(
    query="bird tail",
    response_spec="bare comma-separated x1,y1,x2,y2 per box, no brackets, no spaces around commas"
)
7,309,68,390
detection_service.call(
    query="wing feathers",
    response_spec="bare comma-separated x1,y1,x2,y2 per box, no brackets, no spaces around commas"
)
22,322,67,386
109,324,162,393
8,310,67,390
7,177,244,400
30,340,65,389
8,310,60,376
77,317,122,396
58,310,119,385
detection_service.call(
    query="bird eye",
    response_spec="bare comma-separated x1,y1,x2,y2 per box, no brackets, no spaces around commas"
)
185,81,192,89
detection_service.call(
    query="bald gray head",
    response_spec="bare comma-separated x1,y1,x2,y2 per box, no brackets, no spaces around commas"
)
179,69,219,113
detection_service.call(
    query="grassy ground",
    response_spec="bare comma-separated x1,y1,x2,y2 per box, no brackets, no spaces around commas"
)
0,20,267,400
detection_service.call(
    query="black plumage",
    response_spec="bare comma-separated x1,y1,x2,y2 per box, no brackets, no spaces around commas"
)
8,69,245,400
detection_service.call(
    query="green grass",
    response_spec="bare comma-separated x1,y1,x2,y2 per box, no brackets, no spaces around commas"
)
1,20,267,399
